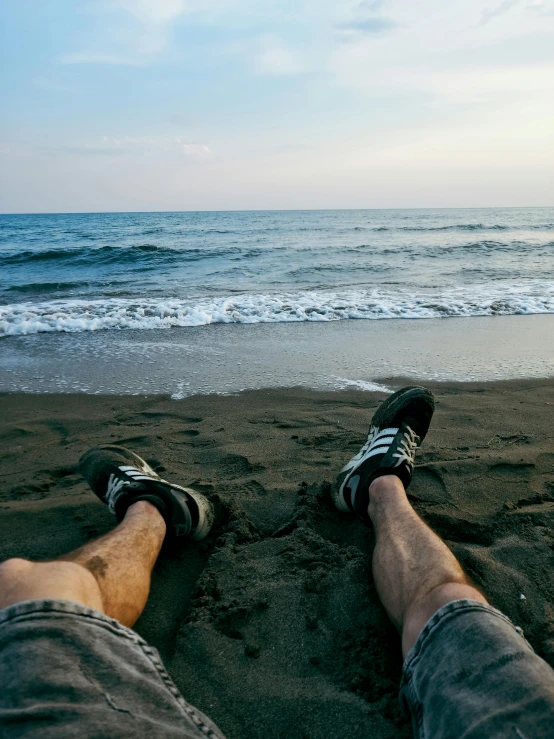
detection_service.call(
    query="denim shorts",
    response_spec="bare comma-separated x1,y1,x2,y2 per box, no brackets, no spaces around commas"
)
400,599,554,738
0,599,226,738
1,598,554,738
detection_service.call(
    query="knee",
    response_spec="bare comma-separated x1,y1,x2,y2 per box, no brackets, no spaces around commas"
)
0,558,33,584
0,558,104,613
402,581,488,657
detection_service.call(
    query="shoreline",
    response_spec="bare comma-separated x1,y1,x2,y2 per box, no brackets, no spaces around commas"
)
1,314,554,396
1,379,554,738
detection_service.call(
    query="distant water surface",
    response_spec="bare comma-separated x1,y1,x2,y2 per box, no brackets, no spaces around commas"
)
1,208,553,336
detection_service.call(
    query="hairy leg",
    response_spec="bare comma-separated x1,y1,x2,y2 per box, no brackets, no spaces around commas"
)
368,475,487,657
0,501,166,628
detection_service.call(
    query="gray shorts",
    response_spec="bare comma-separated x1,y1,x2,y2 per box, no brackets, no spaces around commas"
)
0,599,226,738
1,598,554,738
400,599,554,738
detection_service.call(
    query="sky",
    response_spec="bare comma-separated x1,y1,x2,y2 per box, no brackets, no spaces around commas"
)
1,0,553,212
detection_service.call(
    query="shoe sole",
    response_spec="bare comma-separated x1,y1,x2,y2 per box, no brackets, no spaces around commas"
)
332,386,435,512
90,445,214,541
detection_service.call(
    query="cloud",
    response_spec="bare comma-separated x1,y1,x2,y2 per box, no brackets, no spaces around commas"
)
47,145,129,156
338,0,398,37
106,136,157,146
116,0,236,31
251,36,307,76
58,0,197,66
331,38,554,106
527,0,554,15
272,144,313,153
339,17,399,34
356,0,387,11
479,0,554,25
117,0,188,24
47,136,212,159
59,53,144,66
480,0,522,25
175,139,212,157
258,48,304,76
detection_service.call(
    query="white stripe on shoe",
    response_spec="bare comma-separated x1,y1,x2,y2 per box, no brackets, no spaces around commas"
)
119,466,157,481
362,444,394,459
347,440,397,472
373,427,399,440
119,464,158,477
340,429,400,474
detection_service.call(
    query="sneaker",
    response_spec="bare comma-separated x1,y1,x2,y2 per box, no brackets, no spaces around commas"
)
332,386,435,522
80,445,214,541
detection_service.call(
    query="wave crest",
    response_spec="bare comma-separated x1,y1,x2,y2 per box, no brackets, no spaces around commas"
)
1,284,553,337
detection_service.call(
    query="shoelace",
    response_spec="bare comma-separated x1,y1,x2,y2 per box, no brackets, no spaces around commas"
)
106,473,131,513
392,426,419,469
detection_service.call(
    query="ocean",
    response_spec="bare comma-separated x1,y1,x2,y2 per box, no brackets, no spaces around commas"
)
2,207,554,334
1,208,553,394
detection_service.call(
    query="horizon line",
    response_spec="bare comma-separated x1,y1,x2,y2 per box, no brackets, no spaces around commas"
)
1,205,552,217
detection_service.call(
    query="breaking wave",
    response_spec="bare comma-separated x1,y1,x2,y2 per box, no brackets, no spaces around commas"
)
2,283,553,337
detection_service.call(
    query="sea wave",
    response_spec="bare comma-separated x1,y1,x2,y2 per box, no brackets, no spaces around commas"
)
367,223,554,232
1,284,553,337
6,281,92,294
3,236,550,268
0,243,245,266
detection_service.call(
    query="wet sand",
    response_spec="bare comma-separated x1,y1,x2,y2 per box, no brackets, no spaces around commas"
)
2,314,554,395
1,380,554,738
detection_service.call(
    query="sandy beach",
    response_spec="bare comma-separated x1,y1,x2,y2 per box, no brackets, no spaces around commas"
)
3,1,554,734
1,379,554,738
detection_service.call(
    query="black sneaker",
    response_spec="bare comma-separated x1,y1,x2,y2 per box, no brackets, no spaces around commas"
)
80,445,214,541
332,386,434,522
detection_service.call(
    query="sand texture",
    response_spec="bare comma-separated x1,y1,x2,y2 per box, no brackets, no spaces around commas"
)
1,380,554,738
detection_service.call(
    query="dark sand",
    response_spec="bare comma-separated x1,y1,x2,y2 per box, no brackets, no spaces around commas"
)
1,380,554,738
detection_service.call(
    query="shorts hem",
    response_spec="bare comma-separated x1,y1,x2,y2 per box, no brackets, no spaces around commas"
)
0,598,143,641
400,598,524,697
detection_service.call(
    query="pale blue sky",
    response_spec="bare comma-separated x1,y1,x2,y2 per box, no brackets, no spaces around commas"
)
1,0,553,212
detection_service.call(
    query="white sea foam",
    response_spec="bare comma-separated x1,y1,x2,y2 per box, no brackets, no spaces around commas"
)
333,378,393,393
1,283,554,337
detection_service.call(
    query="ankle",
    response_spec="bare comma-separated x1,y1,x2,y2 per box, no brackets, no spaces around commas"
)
125,500,167,537
367,475,407,520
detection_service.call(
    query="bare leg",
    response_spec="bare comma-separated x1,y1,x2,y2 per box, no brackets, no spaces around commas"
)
0,501,166,628
368,475,487,657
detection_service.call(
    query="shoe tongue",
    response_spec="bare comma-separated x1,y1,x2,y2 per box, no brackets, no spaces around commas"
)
401,416,421,439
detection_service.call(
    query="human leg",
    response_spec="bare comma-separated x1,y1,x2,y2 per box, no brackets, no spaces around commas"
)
333,387,554,738
367,475,486,656
1,445,214,628
332,385,486,652
0,444,214,622
0,447,224,738
0,500,166,628
369,476,554,737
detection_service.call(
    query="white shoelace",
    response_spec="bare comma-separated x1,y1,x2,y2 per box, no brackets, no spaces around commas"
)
106,473,131,513
392,426,419,469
